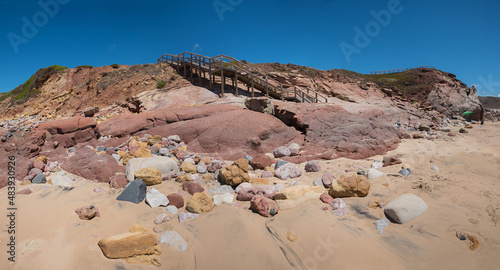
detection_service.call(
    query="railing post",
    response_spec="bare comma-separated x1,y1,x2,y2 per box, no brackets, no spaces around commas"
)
190,54,193,82
198,56,202,86
265,75,269,97
235,70,238,97
251,70,254,98
220,56,224,98
209,60,212,91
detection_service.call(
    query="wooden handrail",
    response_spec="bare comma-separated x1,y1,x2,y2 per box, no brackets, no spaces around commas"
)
158,52,327,103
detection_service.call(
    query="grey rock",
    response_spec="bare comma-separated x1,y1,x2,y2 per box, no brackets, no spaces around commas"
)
273,146,291,158
116,179,146,204
274,163,302,180
32,173,47,184
431,165,439,171
398,169,411,177
166,205,178,214
245,155,253,162
178,212,200,223
160,231,187,251
304,160,321,172
313,178,323,187
209,185,234,195
275,160,288,170
374,219,390,234
145,188,169,207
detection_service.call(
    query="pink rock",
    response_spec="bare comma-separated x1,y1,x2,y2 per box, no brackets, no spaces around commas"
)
33,161,45,170
250,195,279,217
93,187,105,193
321,173,335,188
75,205,100,220
182,182,205,195
320,193,334,204
330,198,349,216
109,174,127,188
178,212,200,222
154,214,172,224
61,147,123,183
305,160,321,172
261,171,273,178
236,186,276,201
274,163,302,180
17,188,32,195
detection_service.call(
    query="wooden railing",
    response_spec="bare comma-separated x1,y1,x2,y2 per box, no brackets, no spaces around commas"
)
158,52,327,103
369,66,436,75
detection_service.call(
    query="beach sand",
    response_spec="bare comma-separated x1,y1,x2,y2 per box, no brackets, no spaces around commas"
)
1,122,500,269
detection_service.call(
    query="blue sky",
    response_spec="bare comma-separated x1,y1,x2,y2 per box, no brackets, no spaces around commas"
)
1,0,499,96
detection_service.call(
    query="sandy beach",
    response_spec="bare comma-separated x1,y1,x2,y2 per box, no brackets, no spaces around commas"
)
1,122,499,270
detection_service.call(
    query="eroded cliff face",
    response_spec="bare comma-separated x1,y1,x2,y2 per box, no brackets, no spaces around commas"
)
0,63,187,120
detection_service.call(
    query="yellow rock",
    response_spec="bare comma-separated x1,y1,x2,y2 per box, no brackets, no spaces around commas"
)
118,150,127,158
122,153,136,165
275,185,324,210
139,142,148,149
134,148,153,158
177,146,187,152
201,157,212,164
129,138,141,147
250,178,270,185
180,162,197,174
175,174,191,183
35,156,48,164
202,174,215,181
287,231,298,242
264,167,274,172
186,192,214,214
97,225,159,259
134,167,162,185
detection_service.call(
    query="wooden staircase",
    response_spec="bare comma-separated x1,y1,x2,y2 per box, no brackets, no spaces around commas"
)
157,52,327,103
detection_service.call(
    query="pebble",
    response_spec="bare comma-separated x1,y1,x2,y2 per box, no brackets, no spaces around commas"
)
116,179,147,204
330,198,348,216
274,184,285,192
32,173,47,184
275,160,288,170
304,160,321,172
371,160,383,169
145,188,170,207
430,165,439,171
196,162,207,174
273,146,291,158
245,155,253,162
94,187,105,193
313,178,323,187
209,185,235,195
213,194,235,206
178,212,200,222
154,214,172,224
398,169,411,177
366,169,384,180
374,219,390,234
166,205,178,214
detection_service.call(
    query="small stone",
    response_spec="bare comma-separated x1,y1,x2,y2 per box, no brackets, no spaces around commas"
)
146,188,170,207
250,178,270,185
94,187,105,193
181,162,197,174
186,192,214,213
287,231,298,242
371,160,383,169
273,146,291,158
167,135,181,143
235,183,252,193
398,169,411,177
167,193,184,208
116,179,147,204
134,167,162,185
245,155,253,162
178,212,200,222
160,231,187,251
329,174,370,198
50,173,74,187
33,160,45,170
321,173,335,188
75,205,100,220
209,185,235,195
182,182,205,195
237,185,276,201
261,171,273,178
374,219,390,234
456,231,467,241
313,178,323,187
175,174,191,183
154,214,171,225
213,194,235,206
274,184,285,192
166,205,178,214
330,198,348,216
17,188,32,195
459,128,468,134
250,154,273,170
430,165,439,171
274,160,288,170
196,162,207,174
288,143,301,152
304,160,321,172
274,163,302,180
320,193,334,204
32,173,47,184
369,198,382,209
366,169,384,180
250,195,279,217
383,156,402,167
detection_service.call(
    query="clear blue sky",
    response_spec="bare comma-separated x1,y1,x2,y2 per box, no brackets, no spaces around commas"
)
1,0,499,96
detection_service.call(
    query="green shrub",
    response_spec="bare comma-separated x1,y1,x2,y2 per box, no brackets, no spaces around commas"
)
111,63,119,69
156,80,166,89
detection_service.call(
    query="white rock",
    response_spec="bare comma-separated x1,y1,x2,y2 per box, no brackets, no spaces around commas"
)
125,156,179,182
384,193,428,224
50,172,74,187
274,163,302,180
213,194,235,206
371,160,383,169
160,231,187,251
313,178,323,187
167,135,181,143
166,205,178,214
111,154,121,162
366,169,384,180
145,188,169,208
209,185,235,195
430,165,439,171
274,184,285,192
235,182,252,193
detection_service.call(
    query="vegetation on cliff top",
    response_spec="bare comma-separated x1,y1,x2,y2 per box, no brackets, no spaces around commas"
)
0,65,67,102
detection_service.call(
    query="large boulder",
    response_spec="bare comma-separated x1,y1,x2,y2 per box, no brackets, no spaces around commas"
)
384,193,429,224
125,156,178,182
61,147,122,182
273,102,402,160
220,158,250,186
329,174,370,198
